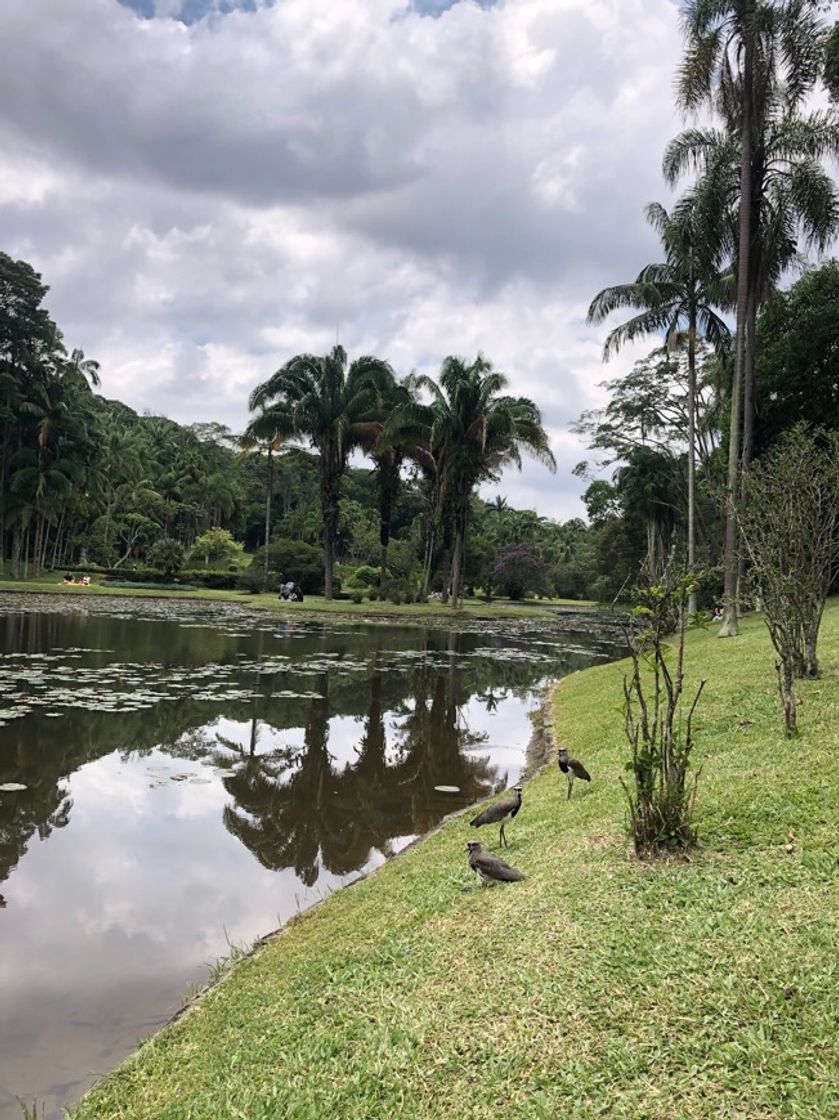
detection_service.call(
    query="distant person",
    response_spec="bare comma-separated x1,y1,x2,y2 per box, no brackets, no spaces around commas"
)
711,603,724,623
63,573,74,584
81,575,91,586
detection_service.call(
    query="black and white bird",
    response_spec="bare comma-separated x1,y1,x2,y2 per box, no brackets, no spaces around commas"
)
469,785,522,848
466,841,525,886
558,747,591,800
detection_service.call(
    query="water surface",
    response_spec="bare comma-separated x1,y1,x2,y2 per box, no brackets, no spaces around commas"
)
0,594,622,1119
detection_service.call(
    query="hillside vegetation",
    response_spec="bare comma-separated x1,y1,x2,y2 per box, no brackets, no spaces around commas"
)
73,606,839,1120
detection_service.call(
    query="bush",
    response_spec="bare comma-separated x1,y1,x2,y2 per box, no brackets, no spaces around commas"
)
189,528,243,570
181,570,238,590
250,538,325,594
490,546,547,600
350,590,364,604
235,567,282,594
382,578,416,605
147,537,186,576
347,564,380,589
622,573,705,856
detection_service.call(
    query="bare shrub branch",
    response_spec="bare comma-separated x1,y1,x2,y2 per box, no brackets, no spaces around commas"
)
737,425,839,736
621,571,705,856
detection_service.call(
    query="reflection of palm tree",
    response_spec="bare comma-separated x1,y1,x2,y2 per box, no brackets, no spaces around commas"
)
0,774,72,905
223,676,341,886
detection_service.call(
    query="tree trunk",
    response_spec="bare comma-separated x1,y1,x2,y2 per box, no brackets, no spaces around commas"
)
687,311,698,616
377,458,396,591
50,512,64,570
440,543,451,604
738,277,759,608
449,502,468,609
321,468,339,600
421,518,435,600
776,658,797,737
719,6,754,639
11,524,21,579
263,445,274,590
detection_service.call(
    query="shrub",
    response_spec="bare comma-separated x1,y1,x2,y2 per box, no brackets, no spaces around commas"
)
236,567,282,594
491,546,547,600
347,564,380,589
189,528,243,570
350,590,364,604
622,572,705,856
249,538,325,594
147,538,186,576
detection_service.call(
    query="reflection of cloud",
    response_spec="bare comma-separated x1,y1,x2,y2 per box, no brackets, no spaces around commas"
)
0,0,685,518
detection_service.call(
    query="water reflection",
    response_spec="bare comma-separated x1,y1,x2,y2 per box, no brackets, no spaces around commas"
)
0,597,623,1119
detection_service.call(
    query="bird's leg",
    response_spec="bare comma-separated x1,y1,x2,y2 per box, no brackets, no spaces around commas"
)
499,822,507,848
567,773,573,801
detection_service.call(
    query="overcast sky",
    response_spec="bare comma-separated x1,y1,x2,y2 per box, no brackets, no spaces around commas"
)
0,0,688,519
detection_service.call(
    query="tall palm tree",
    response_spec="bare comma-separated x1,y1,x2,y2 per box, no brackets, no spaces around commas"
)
674,0,827,634
361,372,434,590
587,197,730,611
389,355,555,609
250,346,394,598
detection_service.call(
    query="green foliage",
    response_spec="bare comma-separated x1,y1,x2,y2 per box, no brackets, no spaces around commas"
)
826,20,839,101
347,564,380,589
146,537,186,576
622,574,704,855
754,261,839,454
249,538,325,594
189,527,242,570
738,424,839,735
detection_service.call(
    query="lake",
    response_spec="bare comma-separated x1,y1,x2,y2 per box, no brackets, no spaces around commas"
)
0,594,622,1119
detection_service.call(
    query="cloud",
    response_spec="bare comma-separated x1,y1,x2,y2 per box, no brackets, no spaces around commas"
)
0,0,686,519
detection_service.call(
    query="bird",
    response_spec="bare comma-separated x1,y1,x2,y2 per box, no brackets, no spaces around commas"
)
558,747,591,800
469,785,523,849
466,841,524,886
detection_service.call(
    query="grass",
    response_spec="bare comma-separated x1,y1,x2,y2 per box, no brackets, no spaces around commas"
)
0,574,589,621
71,604,839,1119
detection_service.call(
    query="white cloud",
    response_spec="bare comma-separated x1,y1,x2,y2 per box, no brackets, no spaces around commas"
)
0,0,686,519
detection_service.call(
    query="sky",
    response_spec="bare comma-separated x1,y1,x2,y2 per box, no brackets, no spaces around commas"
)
0,0,689,519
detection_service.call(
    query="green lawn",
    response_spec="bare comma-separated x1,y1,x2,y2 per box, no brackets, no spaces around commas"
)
0,575,588,620
72,604,839,1119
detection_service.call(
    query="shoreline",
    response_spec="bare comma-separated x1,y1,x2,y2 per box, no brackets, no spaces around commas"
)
70,602,839,1120
0,580,596,625
162,683,564,1037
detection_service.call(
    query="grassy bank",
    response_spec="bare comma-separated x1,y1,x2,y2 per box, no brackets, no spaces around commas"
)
72,606,839,1120
0,576,588,621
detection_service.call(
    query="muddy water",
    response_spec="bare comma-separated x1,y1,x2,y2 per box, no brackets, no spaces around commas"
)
0,594,622,1119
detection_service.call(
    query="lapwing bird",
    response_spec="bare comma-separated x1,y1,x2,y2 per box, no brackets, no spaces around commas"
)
466,841,524,886
469,785,522,848
558,747,591,800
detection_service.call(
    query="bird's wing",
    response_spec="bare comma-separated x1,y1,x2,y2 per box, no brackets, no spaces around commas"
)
473,852,524,882
470,806,494,827
569,758,591,781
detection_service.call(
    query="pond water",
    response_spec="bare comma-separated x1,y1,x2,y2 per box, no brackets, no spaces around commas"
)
0,594,623,1119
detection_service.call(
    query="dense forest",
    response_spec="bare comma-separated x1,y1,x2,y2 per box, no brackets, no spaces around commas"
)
2,242,839,607
3,4,839,611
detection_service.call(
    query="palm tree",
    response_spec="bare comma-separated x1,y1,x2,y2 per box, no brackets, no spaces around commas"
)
250,346,393,599
587,197,730,611
674,0,827,635
389,355,555,609
360,372,434,590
